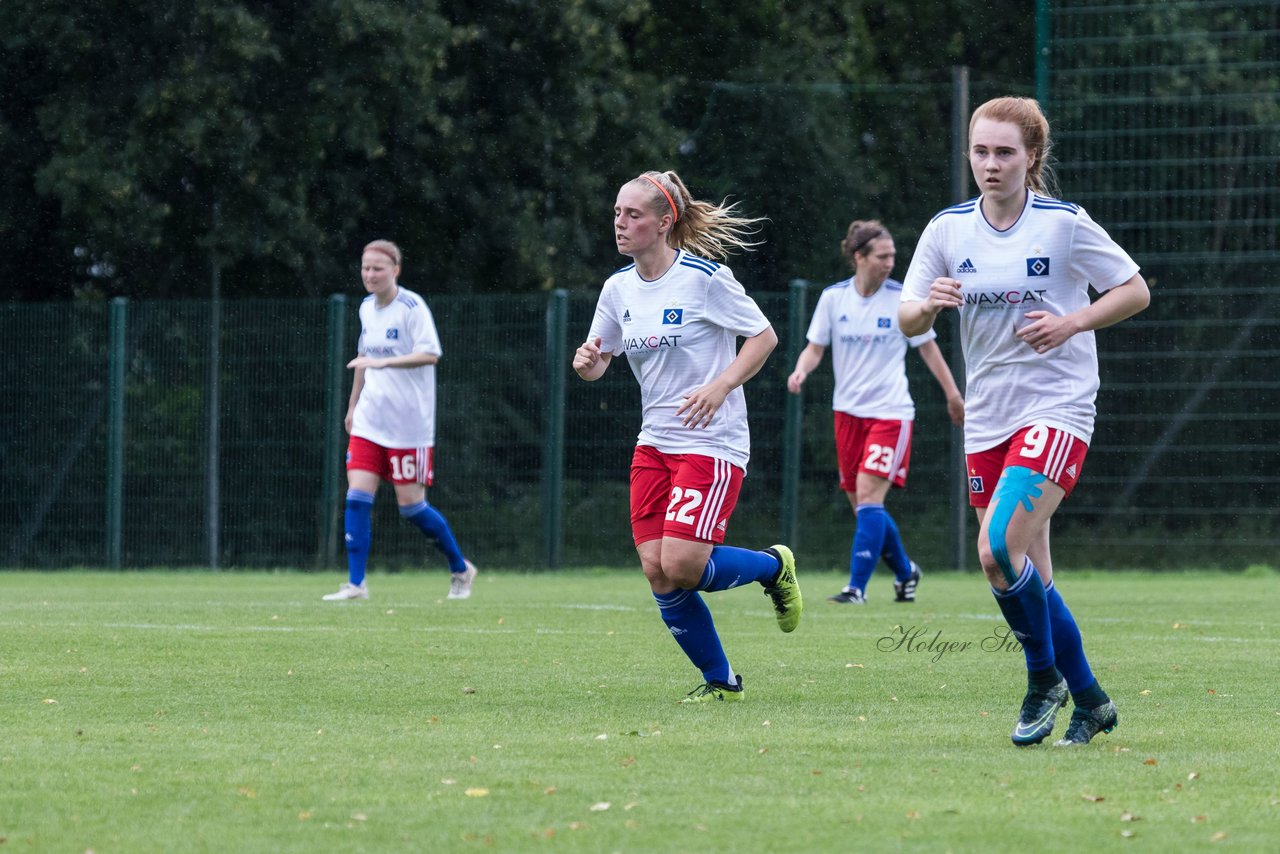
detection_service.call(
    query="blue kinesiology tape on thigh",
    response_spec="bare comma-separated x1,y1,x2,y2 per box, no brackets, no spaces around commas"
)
988,466,1047,586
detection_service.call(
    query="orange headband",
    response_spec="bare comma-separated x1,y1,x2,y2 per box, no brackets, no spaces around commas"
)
640,174,679,223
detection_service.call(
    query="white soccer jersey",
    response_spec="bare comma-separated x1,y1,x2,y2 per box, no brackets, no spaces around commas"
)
806,277,936,420
350,286,443,449
902,190,1139,451
588,250,771,469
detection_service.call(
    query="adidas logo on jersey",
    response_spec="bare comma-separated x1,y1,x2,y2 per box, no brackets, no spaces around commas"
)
622,310,632,323
957,258,977,274
1065,464,1077,478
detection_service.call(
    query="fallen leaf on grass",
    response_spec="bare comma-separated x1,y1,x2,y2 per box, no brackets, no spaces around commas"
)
1082,794,1105,802
1188,772,1199,780
298,811,312,821
465,788,489,797
906,810,919,820
1210,832,1228,842
43,699,58,705
238,788,256,799
1191,816,1207,823
462,687,476,694
590,802,610,812
620,756,636,767
1139,690,1151,696
1206,689,1216,695
544,787,556,795
1120,830,1136,839
1120,812,1139,822
1143,758,1157,766
595,734,608,741
845,663,864,668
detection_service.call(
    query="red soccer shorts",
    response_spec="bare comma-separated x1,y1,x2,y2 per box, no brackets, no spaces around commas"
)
834,412,914,490
965,424,1088,508
346,435,435,486
629,445,744,546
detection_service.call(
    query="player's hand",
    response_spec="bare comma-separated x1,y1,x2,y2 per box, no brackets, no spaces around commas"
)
946,394,965,426
347,356,383,370
925,277,964,313
786,369,807,394
1016,311,1078,354
573,336,603,374
677,381,730,429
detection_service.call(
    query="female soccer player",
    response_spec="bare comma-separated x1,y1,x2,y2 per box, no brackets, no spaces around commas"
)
787,219,964,605
900,97,1149,746
323,239,477,602
573,170,801,703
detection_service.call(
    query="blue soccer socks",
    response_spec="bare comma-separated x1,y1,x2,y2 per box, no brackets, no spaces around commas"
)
400,500,467,573
654,589,733,686
992,558,1056,674
848,503,888,592
1046,580,1110,707
343,488,375,587
697,546,782,592
880,511,913,581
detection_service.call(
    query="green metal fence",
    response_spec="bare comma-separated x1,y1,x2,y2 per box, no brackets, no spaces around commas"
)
2,280,1274,572
2,50,1276,572
1040,0,1280,565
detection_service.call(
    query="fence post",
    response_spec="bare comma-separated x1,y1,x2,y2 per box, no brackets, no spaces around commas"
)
1035,0,1052,109
780,279,809,547
319,294,348,567
543,289,569,569
950,66,971,571
106,298,127,570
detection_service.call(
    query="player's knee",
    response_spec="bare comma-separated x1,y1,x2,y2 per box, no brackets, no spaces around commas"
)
660,556,704,589
978,520,1018,587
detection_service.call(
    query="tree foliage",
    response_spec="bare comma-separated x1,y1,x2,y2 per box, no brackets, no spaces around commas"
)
1,0,1032,300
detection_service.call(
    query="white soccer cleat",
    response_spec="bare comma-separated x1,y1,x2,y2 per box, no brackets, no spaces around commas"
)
322,582,368,601
447,560,478,600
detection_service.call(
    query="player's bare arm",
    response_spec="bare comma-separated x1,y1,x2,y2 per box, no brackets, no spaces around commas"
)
346,352,438,370
786,341,826,394
1016,273,1150,354
677,325,778,429
900,277,963,336
573,336,611,381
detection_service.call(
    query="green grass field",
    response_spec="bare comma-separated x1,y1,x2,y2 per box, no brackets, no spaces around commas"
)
2,568,1277,852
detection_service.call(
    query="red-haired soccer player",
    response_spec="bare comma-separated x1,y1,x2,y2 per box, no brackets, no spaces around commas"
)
901,97,1149,746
